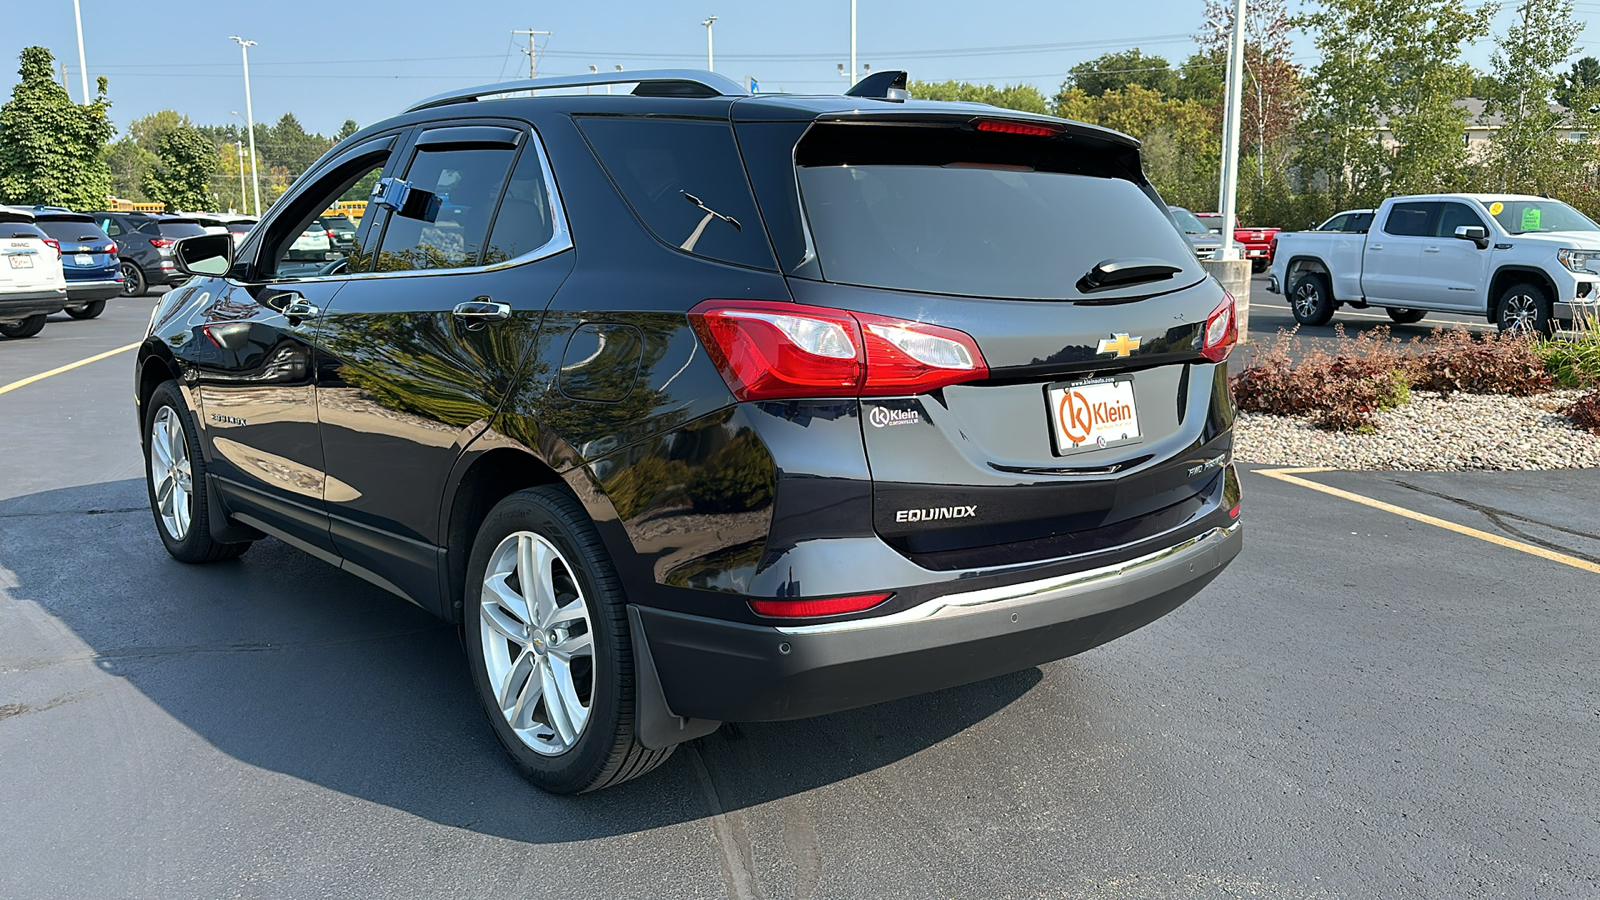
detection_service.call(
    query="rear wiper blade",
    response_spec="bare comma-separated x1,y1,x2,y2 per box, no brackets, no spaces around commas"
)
1077,257,1184,293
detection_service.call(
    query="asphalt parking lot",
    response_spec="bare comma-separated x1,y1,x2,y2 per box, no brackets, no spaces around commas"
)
2,295,1597,899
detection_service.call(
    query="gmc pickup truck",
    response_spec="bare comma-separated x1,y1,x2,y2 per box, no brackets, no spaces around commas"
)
1268,193,1600,333
1196,212,1280,272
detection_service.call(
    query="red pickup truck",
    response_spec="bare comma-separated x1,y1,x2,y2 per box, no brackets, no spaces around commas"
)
1194,213,1280,273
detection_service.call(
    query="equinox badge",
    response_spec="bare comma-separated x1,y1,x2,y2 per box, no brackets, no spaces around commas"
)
1096,333,1142,358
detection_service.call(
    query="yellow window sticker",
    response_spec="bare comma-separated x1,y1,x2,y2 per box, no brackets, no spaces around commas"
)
1488,201,1504,215
1521,207,1542,231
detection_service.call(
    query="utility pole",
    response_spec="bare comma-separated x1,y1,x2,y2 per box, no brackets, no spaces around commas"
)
229,37,262,218
702,16,717,72
512,27,551,80
59,62,71,101
72,0,89,104
1216,0,1247,262
850,0,857,86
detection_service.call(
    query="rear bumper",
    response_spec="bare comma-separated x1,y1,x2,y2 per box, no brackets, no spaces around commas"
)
636,521,1242,723
65,279,122,302
0,289,68,321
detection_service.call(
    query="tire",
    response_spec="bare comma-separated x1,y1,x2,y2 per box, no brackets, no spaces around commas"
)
463,486,672,794
143,381,251,564
66,300,106,320
1494,282,1553,335
1251,259,1268,274
120,261,146,297
1387,308,1427,324
1289,272,1337,326
0,314,47,339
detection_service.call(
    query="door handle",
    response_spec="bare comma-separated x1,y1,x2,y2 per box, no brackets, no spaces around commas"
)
282,296,320,319
1424,246,1441,253
1369,244,1383,251
453,299,511,329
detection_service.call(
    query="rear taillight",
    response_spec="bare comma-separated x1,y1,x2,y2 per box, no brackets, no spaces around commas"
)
105,242,117,255
1200,292,1237,363
42,237,61,258
688,300,989,401
326,230,337,241
749,592,893,618
149,238,175,249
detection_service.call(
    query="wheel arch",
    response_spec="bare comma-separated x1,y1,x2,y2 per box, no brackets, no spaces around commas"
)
135,344,179,437
1488,266,1557,321
1284,255,1331,290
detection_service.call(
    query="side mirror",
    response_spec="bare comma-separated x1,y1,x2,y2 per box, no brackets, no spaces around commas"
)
1454,225,1490,249
173,233,235,276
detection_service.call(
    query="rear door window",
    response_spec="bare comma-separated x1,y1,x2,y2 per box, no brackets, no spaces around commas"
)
1435,203,1486,237
372,145,516,271
1319,214,1349,231
1347,212,1374,233
482,141,560,264
1383,203,1436,237
577,116,774,270
786,121,1199,300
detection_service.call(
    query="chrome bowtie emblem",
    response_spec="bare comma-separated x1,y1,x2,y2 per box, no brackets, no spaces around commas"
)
1096,333,1142,358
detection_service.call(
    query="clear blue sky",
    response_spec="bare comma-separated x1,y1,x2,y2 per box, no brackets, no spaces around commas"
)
5,0,1596,138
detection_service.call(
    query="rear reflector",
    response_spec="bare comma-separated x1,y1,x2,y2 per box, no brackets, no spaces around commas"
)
1229,503,1240,518
1200,291,1237,362
974,119,1062,137
689,300,988,401
749,592,893,618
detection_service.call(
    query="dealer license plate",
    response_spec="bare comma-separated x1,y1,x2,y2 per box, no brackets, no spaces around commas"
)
1047,377,1142,455
8,255,33,269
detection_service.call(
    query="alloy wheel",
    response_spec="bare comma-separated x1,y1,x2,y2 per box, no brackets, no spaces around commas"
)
120,262,143,297
479,531,596,756
148,406,193,540
1501,293,1538,333
1293,283,1320,319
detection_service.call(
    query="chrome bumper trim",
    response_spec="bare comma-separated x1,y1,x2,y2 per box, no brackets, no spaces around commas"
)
776,522,1241,635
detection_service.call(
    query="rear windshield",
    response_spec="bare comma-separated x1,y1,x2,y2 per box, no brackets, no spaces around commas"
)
1169,207,1210,235
789,122,1200,300
35,218,108,242
2,223,47,239
320,215,355,229
228,221,256,233
140,220,206,238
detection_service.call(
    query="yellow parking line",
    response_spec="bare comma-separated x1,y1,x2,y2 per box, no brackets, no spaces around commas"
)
0,341,141,397
1257,466,1600,574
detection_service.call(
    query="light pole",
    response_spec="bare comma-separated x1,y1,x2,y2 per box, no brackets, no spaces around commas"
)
1216,0,1247,262
71,0,89,103
702,16,717,72
229,37,262,217
230,111,259,218
849,0,857,86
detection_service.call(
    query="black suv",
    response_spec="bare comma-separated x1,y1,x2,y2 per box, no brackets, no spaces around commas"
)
138,70,1242,794
90,212,207,296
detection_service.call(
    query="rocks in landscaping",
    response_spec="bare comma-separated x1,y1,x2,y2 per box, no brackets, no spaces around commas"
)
1235,389,1600,471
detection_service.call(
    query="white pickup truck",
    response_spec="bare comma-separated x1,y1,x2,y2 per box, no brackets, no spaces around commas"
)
1267,193,1600,333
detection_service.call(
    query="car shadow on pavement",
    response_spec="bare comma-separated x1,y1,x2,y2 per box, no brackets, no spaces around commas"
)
1,479,1041,844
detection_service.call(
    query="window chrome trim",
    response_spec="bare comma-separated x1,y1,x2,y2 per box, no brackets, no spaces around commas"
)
258,125,572,287
774,522,1241,635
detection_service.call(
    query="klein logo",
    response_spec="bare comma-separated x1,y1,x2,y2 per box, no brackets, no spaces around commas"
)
1096,333,1142,358
869,406,920,428
1057,390,1134,445
895,505,977,523
210,413,246,426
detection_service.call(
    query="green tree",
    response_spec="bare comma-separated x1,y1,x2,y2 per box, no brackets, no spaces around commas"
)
1173,51,1226,105
336,119,360,141
129,109,193,154
142,126,219,211
1201,0,1304,172
909,80,1050,114
1055,84,1222,210
1065,49,1179,98
101,136,156,202
1296,0,1493,203
1470,71,1502,99
1556,55,1600,108
0,47,115,207
266,113,334,176
1481,0,1587,193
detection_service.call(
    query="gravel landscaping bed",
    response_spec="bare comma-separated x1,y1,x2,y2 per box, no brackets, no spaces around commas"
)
1235,389,1600,470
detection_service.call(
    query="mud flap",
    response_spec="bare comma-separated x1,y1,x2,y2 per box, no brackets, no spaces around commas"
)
628,605,721,750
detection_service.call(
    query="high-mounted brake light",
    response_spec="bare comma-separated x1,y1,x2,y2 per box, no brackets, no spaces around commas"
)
1200,291,1237,363
688,300,989,401
974,119,1061,137
749,592,893,618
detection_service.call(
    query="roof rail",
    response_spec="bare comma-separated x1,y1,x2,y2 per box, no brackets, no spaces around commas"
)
407,69,749,112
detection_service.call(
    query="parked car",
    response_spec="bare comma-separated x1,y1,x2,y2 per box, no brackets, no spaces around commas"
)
30,209,122,319
1194,212,1224,234
0,207,68,338
1189,212,1279,272
1167,205,1223,260
139,69,1242,794
286,224,332,261
1269,193,1600,332
225,218,257,246
89,212,208,297
316,214,359,255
